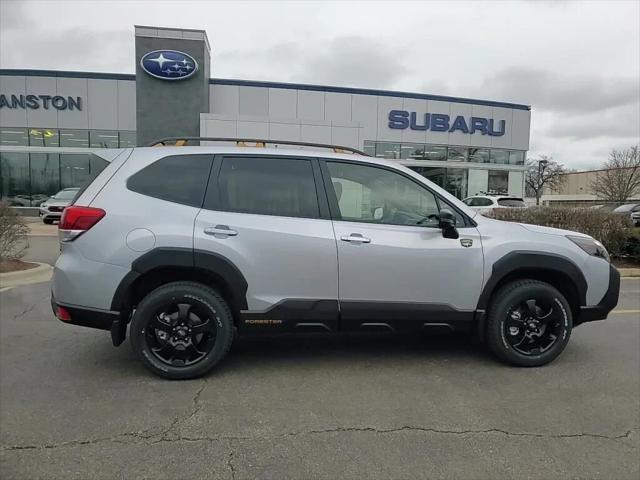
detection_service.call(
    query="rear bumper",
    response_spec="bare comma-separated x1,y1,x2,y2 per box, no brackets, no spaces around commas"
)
577,264,620,324
51,294,119,331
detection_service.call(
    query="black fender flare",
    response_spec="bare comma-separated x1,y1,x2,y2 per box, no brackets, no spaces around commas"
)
110,247,248,312
476,251,588,312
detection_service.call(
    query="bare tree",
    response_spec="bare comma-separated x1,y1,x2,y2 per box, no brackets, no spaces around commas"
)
525,155,567,205
590,146,640,203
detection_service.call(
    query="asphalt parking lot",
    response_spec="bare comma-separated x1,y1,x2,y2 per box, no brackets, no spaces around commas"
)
1,234,639,479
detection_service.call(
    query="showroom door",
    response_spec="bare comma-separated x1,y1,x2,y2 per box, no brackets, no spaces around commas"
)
321,160,484,332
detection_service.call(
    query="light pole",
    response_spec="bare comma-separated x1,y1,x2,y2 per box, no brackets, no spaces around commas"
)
537,159,549,205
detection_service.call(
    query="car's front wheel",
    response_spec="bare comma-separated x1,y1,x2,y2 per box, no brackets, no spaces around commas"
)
486,280,572,367
130,281,235,379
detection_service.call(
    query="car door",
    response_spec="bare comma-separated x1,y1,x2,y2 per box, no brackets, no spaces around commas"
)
194,155,339,332
321,160,484,332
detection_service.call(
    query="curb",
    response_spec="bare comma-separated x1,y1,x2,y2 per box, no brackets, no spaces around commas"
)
619,268,640,278
0,262,53,290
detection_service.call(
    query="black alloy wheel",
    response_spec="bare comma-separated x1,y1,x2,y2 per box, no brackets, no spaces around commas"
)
146,301,217,367
130,282,234,379
486,279,572,367
503,298,564,356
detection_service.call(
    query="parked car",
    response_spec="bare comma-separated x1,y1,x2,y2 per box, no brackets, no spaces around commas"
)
51,140,620,379
39,188,80,224
612,203,640,226
462,194,527,214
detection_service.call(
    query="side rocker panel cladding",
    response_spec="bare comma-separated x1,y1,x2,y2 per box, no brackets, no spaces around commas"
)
477,251,588,311
110,248,248,312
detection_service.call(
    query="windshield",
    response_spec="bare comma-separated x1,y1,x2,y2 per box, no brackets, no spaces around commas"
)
497,198,526,207
52,189,79,200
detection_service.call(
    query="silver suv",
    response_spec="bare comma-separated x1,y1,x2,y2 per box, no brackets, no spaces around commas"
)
51,140,620,379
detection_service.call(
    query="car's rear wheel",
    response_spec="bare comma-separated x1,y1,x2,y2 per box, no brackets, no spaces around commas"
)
43,218,54,224
130,281,234,379
486,280,572,367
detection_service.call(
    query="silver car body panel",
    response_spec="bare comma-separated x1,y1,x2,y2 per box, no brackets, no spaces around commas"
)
52,145,613,316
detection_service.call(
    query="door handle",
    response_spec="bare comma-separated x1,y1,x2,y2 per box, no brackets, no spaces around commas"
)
204,225,238,237
340,233,371,243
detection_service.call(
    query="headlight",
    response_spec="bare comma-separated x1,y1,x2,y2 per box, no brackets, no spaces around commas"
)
567,236,610,262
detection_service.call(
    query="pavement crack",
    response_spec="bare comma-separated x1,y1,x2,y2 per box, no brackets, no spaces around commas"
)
158,380,207,440
227,441,237,480
4,425,637,452
289,425,639,442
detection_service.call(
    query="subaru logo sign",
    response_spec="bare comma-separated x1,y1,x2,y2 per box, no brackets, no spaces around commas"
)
140,50,198,81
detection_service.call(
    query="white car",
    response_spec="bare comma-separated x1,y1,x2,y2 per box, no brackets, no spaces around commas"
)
462,195,527,213
612,203,640,226
39,188,80,224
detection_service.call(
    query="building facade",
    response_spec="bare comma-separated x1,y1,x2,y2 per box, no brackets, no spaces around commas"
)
541,168,640,207
1,26,531,207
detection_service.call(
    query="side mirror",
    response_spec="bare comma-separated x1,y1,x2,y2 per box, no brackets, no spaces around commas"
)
439,209,459,239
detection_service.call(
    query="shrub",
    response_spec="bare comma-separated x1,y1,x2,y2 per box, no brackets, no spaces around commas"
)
485,207,634,258
0,202,29,261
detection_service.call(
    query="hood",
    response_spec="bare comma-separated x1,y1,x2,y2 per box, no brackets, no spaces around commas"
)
518,222,591,238
44,199,71,207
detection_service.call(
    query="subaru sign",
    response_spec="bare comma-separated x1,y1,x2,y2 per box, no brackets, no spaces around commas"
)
140,50,198,81
388,110,505,136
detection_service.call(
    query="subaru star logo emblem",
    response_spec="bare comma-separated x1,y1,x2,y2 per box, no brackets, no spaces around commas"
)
140,50,198,81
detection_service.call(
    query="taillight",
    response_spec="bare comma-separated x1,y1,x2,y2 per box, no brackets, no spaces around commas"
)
59,206,105,242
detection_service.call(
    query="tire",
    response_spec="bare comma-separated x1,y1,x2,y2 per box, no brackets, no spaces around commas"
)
486,280,572,367
43,218,54,224
130,281,234,379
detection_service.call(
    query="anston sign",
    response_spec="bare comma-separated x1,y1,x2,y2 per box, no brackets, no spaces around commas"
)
0,94,83,111
389,110,505,136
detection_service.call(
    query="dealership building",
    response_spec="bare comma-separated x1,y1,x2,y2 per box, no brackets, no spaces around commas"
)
0,26,531,206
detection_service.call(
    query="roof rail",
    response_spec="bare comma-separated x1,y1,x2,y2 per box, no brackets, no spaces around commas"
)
148,137,370,156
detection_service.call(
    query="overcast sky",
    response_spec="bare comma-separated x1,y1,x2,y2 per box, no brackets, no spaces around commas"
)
1,0,638,169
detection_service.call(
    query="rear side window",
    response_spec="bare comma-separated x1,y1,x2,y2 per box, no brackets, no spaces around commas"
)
214,156,320,218
497,198,526,207
127,155,213,207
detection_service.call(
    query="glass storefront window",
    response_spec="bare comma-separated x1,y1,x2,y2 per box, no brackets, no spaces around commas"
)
423,145,447,161
509,151,525,165
375,142,401,159
408,167,468,200
119,131,137,147
490,149,508,164
1,152,108,206
468,148,490,163
60,129,89,147
60,154,91,188
90,130,119,148
447,146,467,162
400,143,427,160
0,128,28,146
445,168,468,199
0,152,30,205
29,153,61,205
488,170,509,194
363,140,376,156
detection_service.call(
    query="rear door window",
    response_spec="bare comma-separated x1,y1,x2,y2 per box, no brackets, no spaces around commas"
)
211,156,320,219
127,154,213,207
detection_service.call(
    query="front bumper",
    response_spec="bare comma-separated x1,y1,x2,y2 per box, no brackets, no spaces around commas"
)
577,264,620,324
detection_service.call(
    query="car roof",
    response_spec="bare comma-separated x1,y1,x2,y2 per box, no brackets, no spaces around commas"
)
130,145,403,168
